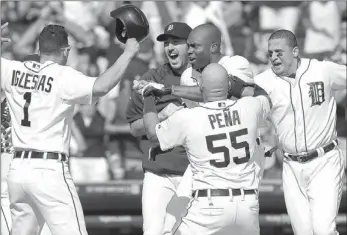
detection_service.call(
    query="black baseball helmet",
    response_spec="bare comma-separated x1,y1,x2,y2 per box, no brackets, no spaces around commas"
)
110,4,149,44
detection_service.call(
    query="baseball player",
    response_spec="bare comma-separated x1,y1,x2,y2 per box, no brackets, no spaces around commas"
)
254,29,346,235
0,54,52,235
133,23,269,233
1,22,139,235
126,22,192,235
139,63,271,235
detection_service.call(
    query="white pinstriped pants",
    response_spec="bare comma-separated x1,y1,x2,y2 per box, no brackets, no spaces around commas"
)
7,156,87,235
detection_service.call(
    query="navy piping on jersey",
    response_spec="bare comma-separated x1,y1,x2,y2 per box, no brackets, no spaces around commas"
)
284,80,299,153
24,62,55,73
61,162,82,235
298,59,311,152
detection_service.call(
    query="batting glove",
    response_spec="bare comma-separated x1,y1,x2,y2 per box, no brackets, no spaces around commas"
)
142,84,173,98
133,80,170,98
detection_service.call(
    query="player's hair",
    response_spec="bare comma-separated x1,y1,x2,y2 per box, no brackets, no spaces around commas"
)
269,29,298,49
39,24,69,54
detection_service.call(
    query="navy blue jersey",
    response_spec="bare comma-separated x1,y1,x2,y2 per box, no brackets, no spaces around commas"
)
126,63,189,175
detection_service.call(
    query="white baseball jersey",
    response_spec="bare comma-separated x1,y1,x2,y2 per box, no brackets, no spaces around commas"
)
1,58,97,155
155,97,270,190
255,58,346,154
180,55,254,108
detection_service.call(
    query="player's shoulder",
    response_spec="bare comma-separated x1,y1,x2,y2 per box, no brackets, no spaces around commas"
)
181,66,193,78
254,68,274,87
238,96,258,104
176,107,195,118
309,58,344,71
237,96,264,113
239,95,266,107
181,66,199,86
1,57,22,68
59,64,92,78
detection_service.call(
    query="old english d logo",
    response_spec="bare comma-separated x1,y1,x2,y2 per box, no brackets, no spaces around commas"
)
307,81,325,106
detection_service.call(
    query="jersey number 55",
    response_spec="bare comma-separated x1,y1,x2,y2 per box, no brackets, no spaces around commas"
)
205,128,250,168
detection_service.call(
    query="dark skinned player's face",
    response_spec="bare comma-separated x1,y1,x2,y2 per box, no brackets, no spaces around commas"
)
187,32,211,70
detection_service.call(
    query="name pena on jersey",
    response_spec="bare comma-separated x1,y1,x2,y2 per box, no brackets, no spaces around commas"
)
11,70,53,93
208,109,241,129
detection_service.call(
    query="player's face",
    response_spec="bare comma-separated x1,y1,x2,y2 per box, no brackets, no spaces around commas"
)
187,33,211,70
268,38,297,76
164,37,189,71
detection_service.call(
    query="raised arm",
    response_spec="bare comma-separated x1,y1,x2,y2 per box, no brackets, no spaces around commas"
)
92,39,139,98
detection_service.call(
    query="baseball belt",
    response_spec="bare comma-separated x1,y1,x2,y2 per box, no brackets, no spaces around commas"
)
284,139,338,163
14,151,67,161
192,189,256,198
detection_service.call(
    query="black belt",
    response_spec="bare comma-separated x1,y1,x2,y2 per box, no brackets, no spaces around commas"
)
192,189,256,198
285,140,337,163
14,151,67,161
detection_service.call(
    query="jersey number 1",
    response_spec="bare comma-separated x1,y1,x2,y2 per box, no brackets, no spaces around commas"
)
21,92,31,127
205,128,250,168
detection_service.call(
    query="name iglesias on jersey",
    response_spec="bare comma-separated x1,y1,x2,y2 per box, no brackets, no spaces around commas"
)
11,70,53,93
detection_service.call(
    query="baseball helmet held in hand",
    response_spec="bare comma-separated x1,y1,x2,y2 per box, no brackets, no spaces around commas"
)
110,4,149,44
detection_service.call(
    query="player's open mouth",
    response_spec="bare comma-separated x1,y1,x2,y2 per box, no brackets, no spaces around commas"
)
273,62,281,67
169,54,179,60
189,57,196,63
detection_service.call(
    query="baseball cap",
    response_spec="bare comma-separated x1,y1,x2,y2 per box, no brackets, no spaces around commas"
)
156,22,192,42
219,56,254,84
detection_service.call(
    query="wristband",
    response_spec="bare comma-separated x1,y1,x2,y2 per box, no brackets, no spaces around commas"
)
143,96,157,114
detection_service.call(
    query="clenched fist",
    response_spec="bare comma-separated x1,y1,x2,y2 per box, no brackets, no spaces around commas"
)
124,38,140,59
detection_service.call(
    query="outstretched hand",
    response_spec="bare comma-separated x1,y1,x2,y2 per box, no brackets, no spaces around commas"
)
133,80,168,98
1,22,11,43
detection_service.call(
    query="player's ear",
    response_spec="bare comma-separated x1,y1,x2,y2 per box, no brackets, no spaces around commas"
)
210,42,219,54
292,46,299,58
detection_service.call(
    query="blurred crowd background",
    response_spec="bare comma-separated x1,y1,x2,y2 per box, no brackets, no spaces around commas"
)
1,1,346,183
